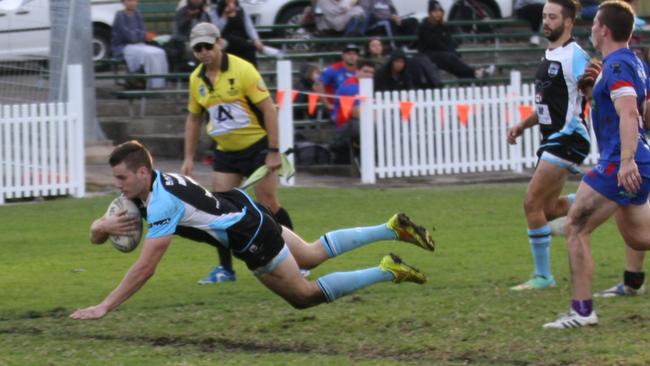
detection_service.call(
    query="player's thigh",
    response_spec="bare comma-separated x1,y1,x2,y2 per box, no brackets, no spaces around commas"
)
526,160,569,203
212,171,243,192
257,251,321,302
567,182,618,234
281,227,328,268
615,202,650,250
254,169,280,208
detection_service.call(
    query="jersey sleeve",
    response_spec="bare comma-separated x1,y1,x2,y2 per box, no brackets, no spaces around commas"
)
606,60,638,101
242,62,271,104
187,72,204,115
571,47,590,85
145,191,185,239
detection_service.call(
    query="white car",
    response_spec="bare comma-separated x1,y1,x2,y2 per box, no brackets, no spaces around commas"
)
0,0,122,62
241,0,513,34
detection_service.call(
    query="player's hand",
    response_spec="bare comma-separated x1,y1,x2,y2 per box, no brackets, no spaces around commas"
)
101,210,140,236
70,305,109,320
577,59,602,96
181,159,194,177
265,151,282,171
618,159,642,194
507,124,523,144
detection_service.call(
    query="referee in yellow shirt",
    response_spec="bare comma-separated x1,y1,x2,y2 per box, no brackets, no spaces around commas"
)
181,22,294,284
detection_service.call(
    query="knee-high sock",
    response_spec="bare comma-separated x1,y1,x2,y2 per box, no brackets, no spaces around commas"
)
316,267,394,302
217,246,234,272
320,224,397,258
529,225,552,278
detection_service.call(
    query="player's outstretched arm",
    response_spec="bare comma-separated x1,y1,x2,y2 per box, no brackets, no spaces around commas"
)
70,236,172,320
90,210,140,244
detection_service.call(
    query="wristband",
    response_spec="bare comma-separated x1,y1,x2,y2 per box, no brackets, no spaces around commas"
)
621,149,635,161
267,147,280,153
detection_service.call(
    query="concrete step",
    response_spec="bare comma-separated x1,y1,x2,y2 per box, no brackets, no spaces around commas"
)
100,115,187,143
128,133,213,159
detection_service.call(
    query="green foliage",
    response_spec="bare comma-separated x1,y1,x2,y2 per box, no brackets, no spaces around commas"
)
2,184,650,365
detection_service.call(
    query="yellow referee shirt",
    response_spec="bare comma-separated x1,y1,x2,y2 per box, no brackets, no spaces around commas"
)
188,53,270,152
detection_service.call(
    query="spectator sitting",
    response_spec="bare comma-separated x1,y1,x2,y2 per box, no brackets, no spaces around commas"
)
166,0,212,72
417,1,493,80
365,37,389,66
313,43,359,111
295,63,322,118
514,0,544,46
330,60,376,163
314,0,367,36
358,0,419,47
213,0,279,66
374,49,415,92
112,0,169,89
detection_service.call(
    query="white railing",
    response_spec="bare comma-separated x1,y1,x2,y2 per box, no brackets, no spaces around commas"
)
359,72,598,183
0,65,85,204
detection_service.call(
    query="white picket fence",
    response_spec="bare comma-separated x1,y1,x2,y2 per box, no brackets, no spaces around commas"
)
358,72,599,183
0,65,85,204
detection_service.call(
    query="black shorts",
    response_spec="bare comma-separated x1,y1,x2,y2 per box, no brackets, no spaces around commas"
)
232,209,285,271
537,133,590,166
217,190,285,271
213,137,269,177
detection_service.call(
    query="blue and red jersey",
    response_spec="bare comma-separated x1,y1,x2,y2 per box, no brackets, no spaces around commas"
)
332,76,360,127
591,48,650,162
319,62,356,97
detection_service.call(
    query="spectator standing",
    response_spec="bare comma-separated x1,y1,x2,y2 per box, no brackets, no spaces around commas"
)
112,0,169,89
514,0,545,45
417,1,493,80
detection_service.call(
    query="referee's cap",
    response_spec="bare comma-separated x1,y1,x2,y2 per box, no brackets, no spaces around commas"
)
190,22,221,47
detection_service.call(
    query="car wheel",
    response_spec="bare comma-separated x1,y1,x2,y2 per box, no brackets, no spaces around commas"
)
93,24,111,69
275,5,312,51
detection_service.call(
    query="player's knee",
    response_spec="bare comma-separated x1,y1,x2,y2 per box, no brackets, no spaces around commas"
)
523,196,543,213
285,285,322,309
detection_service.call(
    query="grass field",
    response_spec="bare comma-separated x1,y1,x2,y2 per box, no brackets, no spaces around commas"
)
2,183,650,365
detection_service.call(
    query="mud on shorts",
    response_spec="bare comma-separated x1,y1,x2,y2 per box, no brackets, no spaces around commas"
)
582,161,650,206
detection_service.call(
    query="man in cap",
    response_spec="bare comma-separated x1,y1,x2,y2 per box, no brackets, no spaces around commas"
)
181,22,296,285
314,43,360,111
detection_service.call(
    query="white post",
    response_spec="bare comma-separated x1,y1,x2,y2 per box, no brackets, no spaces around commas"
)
277,60,294,186
360,78,375,184
509,70,523,174
67,64,86,198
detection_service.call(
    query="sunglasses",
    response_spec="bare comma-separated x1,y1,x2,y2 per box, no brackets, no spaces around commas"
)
193,43,215,53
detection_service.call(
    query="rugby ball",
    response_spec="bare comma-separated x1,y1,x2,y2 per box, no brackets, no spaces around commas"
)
106,196,143,253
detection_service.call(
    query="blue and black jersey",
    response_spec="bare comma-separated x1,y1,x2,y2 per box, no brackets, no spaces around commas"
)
133,170,267,254
533,39,591,164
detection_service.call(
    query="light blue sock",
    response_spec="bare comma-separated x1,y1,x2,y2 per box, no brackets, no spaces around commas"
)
320,224,397,257
567,193,576,207
316,267,394,302
529,225,552,278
